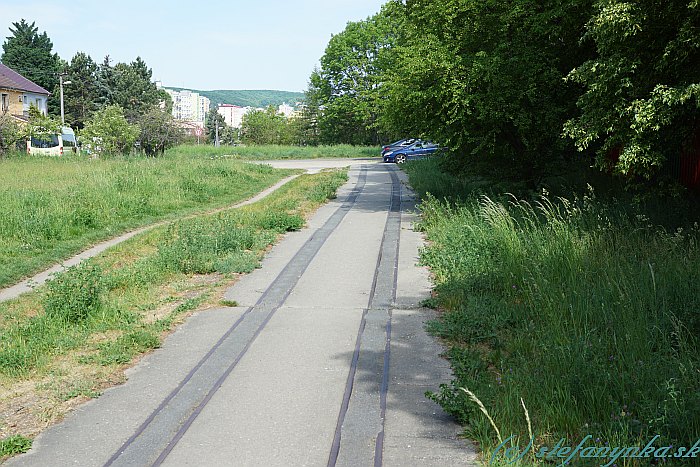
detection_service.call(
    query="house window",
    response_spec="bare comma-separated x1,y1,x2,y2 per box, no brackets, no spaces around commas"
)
1,94,8,112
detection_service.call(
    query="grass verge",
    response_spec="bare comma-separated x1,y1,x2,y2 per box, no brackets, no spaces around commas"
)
0,169,348,449
0,153,294,289
165,144,379,160
406,158,700,465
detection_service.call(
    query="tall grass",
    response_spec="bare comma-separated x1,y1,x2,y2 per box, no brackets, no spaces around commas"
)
0,154,291,288
165,144,380,160
410,161,700,463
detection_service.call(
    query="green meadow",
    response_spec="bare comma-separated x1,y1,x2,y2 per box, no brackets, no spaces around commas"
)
165,144,379,160
0,154,293,288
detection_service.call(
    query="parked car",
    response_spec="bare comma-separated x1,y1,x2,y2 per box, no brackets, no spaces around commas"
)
26,127,78,156
381,138,417,158
382,140,442,163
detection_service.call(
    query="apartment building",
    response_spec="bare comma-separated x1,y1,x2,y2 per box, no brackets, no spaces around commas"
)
217,104,252,129
162,87,210,126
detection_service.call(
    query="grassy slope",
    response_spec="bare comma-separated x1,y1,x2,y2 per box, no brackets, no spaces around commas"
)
0,155,294,289
405,158,700,465
166,144,380,160
0,169,348,447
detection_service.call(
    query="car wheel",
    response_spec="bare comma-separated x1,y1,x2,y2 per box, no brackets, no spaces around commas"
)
395,154,406,164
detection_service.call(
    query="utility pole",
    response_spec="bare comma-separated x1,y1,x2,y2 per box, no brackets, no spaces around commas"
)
215,120,220,147
59,74,71,126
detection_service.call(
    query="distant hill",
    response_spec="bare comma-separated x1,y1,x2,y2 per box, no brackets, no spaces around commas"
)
166,88,305,108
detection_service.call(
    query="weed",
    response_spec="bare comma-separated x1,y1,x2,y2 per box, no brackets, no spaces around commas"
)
61,381,101,401
91,329,160,365
214,251,260,274
0,435,32,457
173,296,206,315
253,212,305,232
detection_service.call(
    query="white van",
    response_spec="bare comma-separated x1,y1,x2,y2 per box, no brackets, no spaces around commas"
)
27,127,78,156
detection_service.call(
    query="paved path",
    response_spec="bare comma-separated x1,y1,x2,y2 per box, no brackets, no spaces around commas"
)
8,164,477,467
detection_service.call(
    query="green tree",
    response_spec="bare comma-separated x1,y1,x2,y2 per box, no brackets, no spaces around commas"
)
240,107,291,145
137,108,183,156
63,52,100,129
564,0,700,179
81,105,139,156
158,88,174,115
382,0,594,183
297,74,322,146
312,3,403,145
1,19,61,116
205,108,227,144
217,126,239,145
95,55,115,108
110,57,162,121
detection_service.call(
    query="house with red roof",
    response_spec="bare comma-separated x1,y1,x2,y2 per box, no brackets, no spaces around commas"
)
0,63,50,120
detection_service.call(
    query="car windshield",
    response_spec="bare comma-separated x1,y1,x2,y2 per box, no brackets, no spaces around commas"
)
31,134,60,148
387,138,415,147
62,133,77,147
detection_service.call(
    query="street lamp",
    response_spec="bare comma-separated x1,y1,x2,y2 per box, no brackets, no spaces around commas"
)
59,75,71,125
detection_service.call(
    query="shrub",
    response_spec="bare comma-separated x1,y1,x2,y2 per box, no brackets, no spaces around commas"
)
253,212,305,232
81,105,139,156
43,263,105,323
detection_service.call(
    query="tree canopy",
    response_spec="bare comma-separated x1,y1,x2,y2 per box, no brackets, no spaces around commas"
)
564,0,700,178
308,3,403,146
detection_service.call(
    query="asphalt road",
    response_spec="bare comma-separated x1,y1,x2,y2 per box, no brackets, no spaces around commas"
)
8,162,476,467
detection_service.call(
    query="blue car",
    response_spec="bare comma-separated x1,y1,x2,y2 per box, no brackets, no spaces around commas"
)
381,138,417,158
382,140,441,164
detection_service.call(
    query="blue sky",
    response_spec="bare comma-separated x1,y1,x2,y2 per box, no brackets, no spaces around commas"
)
2,0,387,92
